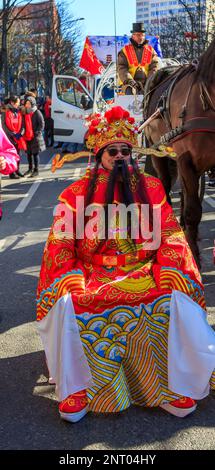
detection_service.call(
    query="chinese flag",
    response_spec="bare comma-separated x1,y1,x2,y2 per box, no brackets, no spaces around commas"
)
80,37,105,75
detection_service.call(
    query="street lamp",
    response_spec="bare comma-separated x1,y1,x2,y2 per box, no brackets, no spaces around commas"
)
156,10,160,36
72,17,85,22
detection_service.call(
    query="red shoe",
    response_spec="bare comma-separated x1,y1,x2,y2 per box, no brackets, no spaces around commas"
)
160,397,197,418
59,390,89,423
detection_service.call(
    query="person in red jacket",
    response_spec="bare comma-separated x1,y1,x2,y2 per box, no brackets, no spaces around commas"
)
1,95,26,179
23,96,45,177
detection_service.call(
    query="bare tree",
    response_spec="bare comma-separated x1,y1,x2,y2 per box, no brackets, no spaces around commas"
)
40,0,83,93
56,0,83,71
0,0,83,96
0,0,36,93
7,19,33,93
149,0,215,61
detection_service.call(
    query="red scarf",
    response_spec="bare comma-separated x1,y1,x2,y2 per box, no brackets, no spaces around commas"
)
24,113,34,141
5,109,27,151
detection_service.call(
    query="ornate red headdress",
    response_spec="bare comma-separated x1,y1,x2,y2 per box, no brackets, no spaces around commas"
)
51,106,177,173
85,106,139,155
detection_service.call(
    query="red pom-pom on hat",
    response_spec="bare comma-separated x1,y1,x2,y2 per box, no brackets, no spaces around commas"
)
104,109,113,123
128,117,135,124
104,106,131,123
111,106,124,120
124,110,130,119
91,118,101,127
88,126,97,135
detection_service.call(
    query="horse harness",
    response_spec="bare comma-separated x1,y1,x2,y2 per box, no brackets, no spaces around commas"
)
144,63,215,148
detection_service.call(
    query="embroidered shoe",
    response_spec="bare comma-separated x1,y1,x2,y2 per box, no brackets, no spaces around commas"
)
160,397,197,418
59,390,89,423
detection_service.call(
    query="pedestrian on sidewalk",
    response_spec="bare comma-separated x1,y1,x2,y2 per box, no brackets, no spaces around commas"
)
24,89,37,100
44,96,54,147
24,96,46,178
1,95,26,179
0,125,19,219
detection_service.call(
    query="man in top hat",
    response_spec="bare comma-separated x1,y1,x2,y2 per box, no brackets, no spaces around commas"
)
118,22,159,94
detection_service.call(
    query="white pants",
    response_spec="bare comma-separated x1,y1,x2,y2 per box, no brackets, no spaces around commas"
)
37,293,93,401
37,290,215,402
168,290,215,399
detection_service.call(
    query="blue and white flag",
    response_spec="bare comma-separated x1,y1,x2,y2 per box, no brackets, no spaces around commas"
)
88,35,163,68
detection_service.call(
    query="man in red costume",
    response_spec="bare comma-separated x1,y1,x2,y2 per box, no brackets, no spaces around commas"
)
37,106,215,423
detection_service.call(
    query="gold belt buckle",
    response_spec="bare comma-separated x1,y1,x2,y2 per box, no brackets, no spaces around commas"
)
125,253,139,264
103,255,118,266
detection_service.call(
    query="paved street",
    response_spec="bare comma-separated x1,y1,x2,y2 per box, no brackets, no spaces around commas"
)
0,148,215,450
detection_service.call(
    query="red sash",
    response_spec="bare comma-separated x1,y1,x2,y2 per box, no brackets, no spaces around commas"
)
5,109,27,151
123,44,153,67
24,113,34,142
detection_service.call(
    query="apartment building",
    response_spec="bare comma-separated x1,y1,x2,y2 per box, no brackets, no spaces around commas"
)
136,0,208,32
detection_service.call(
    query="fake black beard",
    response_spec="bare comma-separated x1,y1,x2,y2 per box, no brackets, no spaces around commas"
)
84,157,153,248
105,159,134,208
103,159,136,241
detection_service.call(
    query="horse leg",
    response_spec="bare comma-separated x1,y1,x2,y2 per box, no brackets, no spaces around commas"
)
151,156,172,204
179,189,185,229
178,153,202,268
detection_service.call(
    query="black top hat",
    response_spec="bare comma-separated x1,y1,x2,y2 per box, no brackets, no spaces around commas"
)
131,22,145,33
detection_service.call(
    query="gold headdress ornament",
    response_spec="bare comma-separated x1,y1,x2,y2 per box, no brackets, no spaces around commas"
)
51,152,91,173
85,106,138,154
133,145,177,158
51,106,177,173
51,145,176,172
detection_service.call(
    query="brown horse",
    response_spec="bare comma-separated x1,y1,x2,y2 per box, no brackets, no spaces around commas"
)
143,37,215,267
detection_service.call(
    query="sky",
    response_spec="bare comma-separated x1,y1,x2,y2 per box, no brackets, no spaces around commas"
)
0,0,136,37
71,0,136,37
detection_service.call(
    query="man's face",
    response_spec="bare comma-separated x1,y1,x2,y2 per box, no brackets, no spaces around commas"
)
101,144,131,171
132,32,145,45
12,99,20,109
25,101,32,110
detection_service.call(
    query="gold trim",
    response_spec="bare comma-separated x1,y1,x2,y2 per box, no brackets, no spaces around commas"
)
58,196,77,212
153,195,167,208
133,146,177,158
52,152,91,173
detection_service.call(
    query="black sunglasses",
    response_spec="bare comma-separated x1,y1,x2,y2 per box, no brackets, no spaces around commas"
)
106,146,131,157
